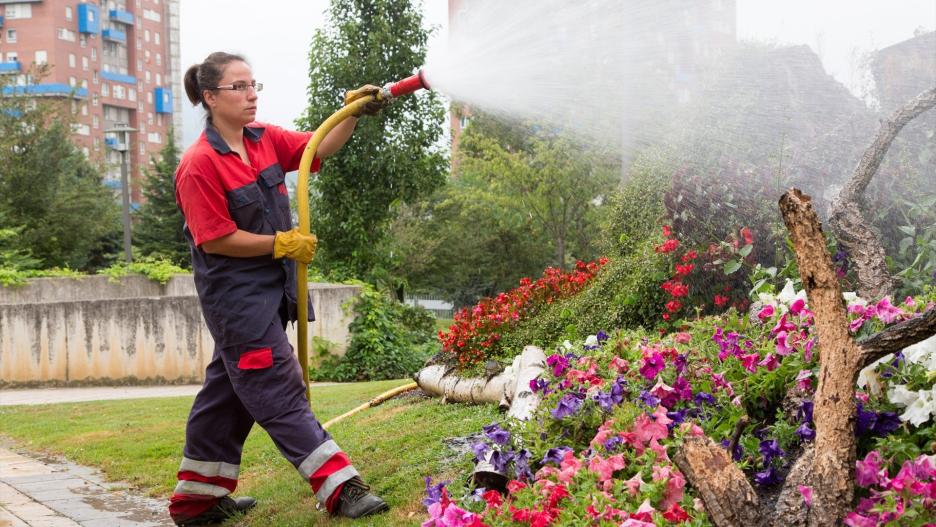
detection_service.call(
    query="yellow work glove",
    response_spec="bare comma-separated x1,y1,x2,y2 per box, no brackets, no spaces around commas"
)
273,228,317,265
343,84,388,117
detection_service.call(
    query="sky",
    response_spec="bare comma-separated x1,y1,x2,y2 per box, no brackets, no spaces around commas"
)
179,0,935,149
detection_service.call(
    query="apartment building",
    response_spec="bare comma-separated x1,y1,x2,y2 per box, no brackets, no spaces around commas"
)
0,0,182,203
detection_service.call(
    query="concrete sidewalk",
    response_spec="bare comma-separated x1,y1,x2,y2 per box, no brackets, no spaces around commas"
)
0,444,172,526
0,382,338,407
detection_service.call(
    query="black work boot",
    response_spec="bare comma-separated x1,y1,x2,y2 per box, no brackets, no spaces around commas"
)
334,476,389,519
174,496,257,526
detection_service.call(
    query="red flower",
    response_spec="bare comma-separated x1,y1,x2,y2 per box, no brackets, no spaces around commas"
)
655,239,680,254
663,503,690,522
662,313,671,321
482,489,503,509
714,294,729,307
740,226,754,246
662,225,672,237
675,263,694,277
666,300,683,313
681,250,698,262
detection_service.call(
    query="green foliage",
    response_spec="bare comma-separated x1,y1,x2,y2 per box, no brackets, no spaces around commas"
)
601,148,672,256
97,256,187,284
295,0,447,280
312,285,437,381
134,128,189,266
0,67,121,270
495,240,670,359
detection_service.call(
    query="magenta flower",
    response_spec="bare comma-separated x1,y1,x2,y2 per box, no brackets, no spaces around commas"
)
639,352,665,380
875,297,903,324
757,304,775,321
775,330,794,355
843,512,878,527
546,354,570,377
740,353,760,373
855,451,884,487
758,353,779,371
795,369,813,391
790,298,806,316
798,485,813,507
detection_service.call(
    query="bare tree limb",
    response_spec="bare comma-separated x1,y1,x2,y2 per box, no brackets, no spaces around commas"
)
780,189,861,527
857,307,936,370
829,87,936,300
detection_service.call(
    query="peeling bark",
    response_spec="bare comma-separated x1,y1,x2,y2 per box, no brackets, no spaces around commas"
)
829,87,936,300
673,436,764,527
780,189,861,527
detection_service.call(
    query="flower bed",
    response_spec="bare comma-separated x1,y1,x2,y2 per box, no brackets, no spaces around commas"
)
423,283,936,526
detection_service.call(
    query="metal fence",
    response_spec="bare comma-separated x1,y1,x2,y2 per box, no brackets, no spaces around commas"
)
404,294,454,319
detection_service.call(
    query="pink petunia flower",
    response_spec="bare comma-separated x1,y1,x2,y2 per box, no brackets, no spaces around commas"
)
875,297,903,324
775,331,794,355
759,353,780,371
757,304,775,321
588,453,625,483
740,353,760,372
795,369,813,391
855,451,884,487
798,485,813,507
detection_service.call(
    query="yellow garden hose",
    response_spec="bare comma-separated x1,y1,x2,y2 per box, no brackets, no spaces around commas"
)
295,95,375,401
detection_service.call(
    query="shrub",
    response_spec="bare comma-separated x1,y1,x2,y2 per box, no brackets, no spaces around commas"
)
311,285,437,381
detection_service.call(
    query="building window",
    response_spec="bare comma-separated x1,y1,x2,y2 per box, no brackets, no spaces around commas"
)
101,83,109,96
91,48,97,61
157,113,162,126
93,137,100,151
128,89,136,101
93,70,99,84
81,79,88,89
139,142,146,155
82,147,90,157
137,38,142,50
93,94,99,107
155,32,160,45
35,50,49,65
82,56,89,70
144,71,150,83
137,59,142,72
68,53,76,68
65,6,73,20
146,92,152,104
71,100,78,114
57,28,77,42
155,73,161,85
81,104,88,116
113,85,125,99
147,112,153,125
93,115,99,129
155,53,161,66
6,4,33,19
69,76,77,87
144,29,150,42
7,30,17,44
6,52,18,63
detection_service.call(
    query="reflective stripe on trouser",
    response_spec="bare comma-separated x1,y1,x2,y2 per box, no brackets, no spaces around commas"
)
169,312,357,519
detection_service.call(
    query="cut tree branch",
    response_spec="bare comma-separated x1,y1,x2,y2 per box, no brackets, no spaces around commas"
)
829,87,936,300
857,307,936,370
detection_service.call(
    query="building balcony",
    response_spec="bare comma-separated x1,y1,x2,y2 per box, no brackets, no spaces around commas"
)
0,16,4,28
100,70,137,85
154,87,173,114
108,9,134,25
102,28,126,43
2,84,88,99
0,61,21,74
77,4,101,34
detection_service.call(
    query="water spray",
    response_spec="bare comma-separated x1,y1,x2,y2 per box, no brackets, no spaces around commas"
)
294,71,430,404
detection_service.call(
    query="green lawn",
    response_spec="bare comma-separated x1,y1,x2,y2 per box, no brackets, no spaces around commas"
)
0,380,498,526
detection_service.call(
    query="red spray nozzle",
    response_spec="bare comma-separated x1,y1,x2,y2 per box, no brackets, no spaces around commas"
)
384,70,430,98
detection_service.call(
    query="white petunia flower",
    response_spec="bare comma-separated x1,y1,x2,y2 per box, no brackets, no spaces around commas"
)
857,353,893,396
903,335,936,372
899,389,935,427
584,335,599,348
842,291,867,307
888,384,921,407
562,340,573,351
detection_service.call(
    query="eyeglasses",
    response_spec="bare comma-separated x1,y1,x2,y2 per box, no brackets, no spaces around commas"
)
211,80,263,92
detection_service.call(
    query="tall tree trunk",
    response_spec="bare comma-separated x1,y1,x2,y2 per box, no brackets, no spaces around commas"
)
829,87,936,300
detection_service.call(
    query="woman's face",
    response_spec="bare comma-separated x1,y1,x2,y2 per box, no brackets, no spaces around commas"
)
204,60,258,127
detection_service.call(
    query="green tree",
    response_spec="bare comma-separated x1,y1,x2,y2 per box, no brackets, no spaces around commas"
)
0,68,120,269
134,129,189,266
295,0,447,281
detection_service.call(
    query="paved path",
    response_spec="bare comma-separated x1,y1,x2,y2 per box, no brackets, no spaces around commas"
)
0,445,172,526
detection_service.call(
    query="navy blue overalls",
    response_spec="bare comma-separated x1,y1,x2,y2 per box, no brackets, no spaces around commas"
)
169,123,357,523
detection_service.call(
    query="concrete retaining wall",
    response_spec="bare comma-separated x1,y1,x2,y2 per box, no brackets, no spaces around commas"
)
0,275,360,387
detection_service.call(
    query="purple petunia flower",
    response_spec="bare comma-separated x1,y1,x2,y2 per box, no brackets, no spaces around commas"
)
796,422,815,441
799,401,814,424
483,423,510,445
639,352,666,380
596,330,610,343
603,436,622,453
759,439,785,464
471,441,490,462
529,378,549,393
541,446,573,465
666,408,688,429
551,392,583,419
871,411,901,436
720,439,743,461
855,403,877,436
695,392,716,406
490,449,514,473
638,390,661,408
754,466,781,486
423,476,448,506
673,353,688,375
513,449,533,481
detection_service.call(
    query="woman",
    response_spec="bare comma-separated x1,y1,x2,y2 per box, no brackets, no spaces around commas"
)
169,51,388,526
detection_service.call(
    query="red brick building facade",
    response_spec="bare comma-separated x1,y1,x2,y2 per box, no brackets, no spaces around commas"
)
0,0,181,203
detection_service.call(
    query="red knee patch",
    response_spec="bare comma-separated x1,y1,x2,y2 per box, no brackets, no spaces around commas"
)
238,347,273,370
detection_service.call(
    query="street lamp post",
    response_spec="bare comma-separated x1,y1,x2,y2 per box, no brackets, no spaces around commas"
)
104,123,137,263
